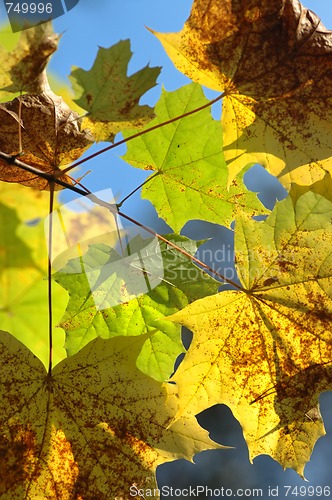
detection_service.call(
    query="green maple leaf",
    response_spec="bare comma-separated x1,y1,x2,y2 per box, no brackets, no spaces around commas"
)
122,83,265,232
167,191,332,476
70,40,161,142
0,330,222,498
55,234,220,381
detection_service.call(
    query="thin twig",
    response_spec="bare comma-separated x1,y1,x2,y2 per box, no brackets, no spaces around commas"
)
117,172,160,208
0,150,242,290
0,151,116,209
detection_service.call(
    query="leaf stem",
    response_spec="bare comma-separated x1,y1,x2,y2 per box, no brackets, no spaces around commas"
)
116,210,242,290
47,182,55,375
117,172,159,208
61,92,224,174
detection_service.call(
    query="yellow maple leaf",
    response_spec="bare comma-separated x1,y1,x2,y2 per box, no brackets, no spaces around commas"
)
151,0,332,189
0,331,222,498
167,191,332,476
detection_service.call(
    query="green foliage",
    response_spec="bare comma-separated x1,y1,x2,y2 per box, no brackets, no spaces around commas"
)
123,83,265,232
55,234,220,381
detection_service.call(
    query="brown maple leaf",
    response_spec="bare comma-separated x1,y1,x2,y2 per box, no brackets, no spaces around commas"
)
0,92,93,190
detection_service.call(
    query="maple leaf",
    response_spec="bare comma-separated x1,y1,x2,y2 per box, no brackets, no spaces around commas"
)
167,191,332,476
55,234,220,381
123,83,265,232
0,22,59,96
151,0,332,188
70,40,161,142
0,330,222,498
0,91,93,190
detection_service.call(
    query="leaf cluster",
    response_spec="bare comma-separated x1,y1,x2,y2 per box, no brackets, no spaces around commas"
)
0,0,332,496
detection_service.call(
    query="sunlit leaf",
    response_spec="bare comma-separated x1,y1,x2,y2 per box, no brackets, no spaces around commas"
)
70,40,161,142
0,182,67,367
0,22,59,96
123,83,265,232
55,234,220,381
168,191,332,476
0,330,222,498
0,201,35,270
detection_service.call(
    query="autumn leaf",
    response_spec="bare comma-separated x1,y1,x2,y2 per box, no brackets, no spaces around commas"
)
0,22,59,96
55,234,220,381
290,171,332,206
0,330,222,498
167,191,332,476
151,0,332,188
123,83,265,232
0,91,93,190
70,40,161,142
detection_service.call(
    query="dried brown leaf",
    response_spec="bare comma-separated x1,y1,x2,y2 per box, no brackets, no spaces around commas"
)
0,91,93,190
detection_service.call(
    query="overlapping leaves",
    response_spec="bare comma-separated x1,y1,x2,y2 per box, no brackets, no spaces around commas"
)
0,183,67,367
0,0,332,492
152,0,332,188
168,191,332,476
55,234,220,381
0,24,162,188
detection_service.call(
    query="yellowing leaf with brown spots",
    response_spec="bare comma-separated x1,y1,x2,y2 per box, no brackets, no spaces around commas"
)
151,0,332,188
70,40,161,142
0,331,221,499
0,91,93,190
167,191,332,477
0,22,59,97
